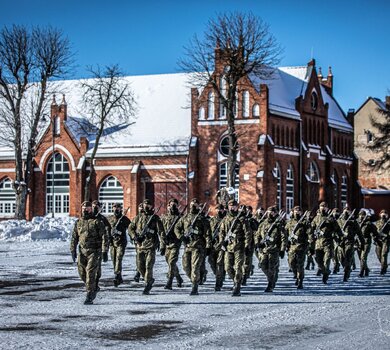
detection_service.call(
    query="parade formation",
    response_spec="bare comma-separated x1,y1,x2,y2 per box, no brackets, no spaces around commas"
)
70,198,390,305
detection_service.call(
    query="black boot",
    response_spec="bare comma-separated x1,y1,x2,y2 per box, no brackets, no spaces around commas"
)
297,279,303,289
364,268,370,277
250,264,254,276
316,269,322,276
134,271,140,283
295,278,299,286
264,280,273,293
164,277,173,290
343,272,348,282
84,292,94,305
114,273,123,287
359,270,364,278
322,273,329,284
190,283,199,295
232,283,241,296
176,274,183,288
142,278,155,295
242,275,248,286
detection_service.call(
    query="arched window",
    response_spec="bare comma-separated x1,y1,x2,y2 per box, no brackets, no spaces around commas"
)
311,91,318,111
46,152,70,216
208,92,215,120
242,90,249,117
286,164,294,213
219,77,226,118
252,103,260,117
99,176,124,215
198,107,205,120
332,170,339,208
273,162,282,209
306,161,320,183
0,177,16,216
219,136,229,157
219,162,239,201
341,175,348,208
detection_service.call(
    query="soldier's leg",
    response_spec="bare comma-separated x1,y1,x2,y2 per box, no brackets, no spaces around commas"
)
110,245,117,272
115,245,125,284
296,250,306,289
233,250,244,285
288,250,298,280
215,250,225,290
360,245,371,277
77,250,87,286
375,244,382,263
322,245,333,283
138,250,147,280
85,251,101,294
224,251,235,281
182,249,192,281
343,244,353,281
133,246,141,282
333,245,340,274
270,252,280,289
207,248,217,277
191,249,204,285
144,249,156,285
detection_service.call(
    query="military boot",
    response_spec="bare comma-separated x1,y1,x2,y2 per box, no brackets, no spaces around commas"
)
215,278,223,291
142,278,155,295
343,272,348,282
84,292,94,305
232,283,241,297
264,280,273,293
164,277,173,290
316,269,322,276
380,266,387,275
133,271,140,283
305,262,310,271
358,270,364,278
176,274,184,288
190,283,199,295
364,267,370,277
297,279,303,289
242,275,248,286
322,273,329,284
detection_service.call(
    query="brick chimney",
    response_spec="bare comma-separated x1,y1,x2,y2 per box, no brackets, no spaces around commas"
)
319,66,333,96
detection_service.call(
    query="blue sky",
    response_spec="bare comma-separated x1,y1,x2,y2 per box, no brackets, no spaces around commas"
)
1,0,389,112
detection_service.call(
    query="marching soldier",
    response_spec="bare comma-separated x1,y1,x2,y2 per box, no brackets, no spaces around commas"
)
285,206,311,289
70,201,109,304
357,209,380,277
128,199,164,295
311,202,342,284
108,203,131,287
219,200,251,296
337,206,364,282
175,198,211,295
242,205,258,285
331,208,342,274
376,209,390,275
255,206,287,292
133,203,144,283
160,198,184,290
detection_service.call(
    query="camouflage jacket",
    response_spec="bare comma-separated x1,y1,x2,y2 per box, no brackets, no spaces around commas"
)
209,215,224,248
175,211,211,250
311,213,342,248
128,211,164,250
219,212,251,253
161,212,182,249
337,215,364,246
70,216,109,253
376,219,390,244
255,217,287,254
358,218,379,246
285,217,311,252
108,214,131,248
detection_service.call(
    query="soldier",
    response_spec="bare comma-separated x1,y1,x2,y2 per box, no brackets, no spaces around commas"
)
242,205,258,285
331,208,342,274
108,203,131,287
357,209,380,277
175,198,211,295
218,200,251,296
376,209,390,275
70,201,109,304
92,200,111,291
337,206,364,282
133,203,144,283
311,202,342,284
285,206,311,289
128,199,164,295
254,207,265,223
160,198,184,290
208,204,226,290
255,206,287,292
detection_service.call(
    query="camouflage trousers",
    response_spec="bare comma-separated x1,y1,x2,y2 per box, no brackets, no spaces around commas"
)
340,243,354,279
137,248,156,284
207,246,219,276
77,247,102,293
375,242,389,272
288,247,306,280
164,245,181,279
182,247,204,284
315,245,333,275
258,251,279,285
243,246,255,278
358,243,371,273
224,249,245,284
110,245,126,275
333,244,342,272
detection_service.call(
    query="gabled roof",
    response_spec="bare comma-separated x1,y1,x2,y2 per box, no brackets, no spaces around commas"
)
354,96,388,116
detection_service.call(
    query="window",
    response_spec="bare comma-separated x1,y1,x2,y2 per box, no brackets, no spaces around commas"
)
286,165,294,213
365,130,373,143
208,92,215,120
219,162,239,201
219,136,229,157
273,163,282,210
252,103,260,117
0,177,16,216
99,176,124,215
219,77,226,118
242,91,249,117
311,91,318,111
341,175,348,208
46,152,70,216
198,107,205,120
306,161,320,183
332,170,339,208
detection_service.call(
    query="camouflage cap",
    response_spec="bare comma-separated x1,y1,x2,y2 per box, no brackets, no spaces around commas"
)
81,201,92,207
293,206,302,211
319,202,328,208
143,199,152,205
190,198,200,204
267,206,277,213
91,200,102,206
380,209,388,215
168,198,179,205
228,199,238,206
332,208,340,213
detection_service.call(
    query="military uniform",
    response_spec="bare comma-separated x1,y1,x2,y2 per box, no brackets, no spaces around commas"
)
175,202,211,295
108,211,131,286
376,214,390,275
70,206,109,304
209,214,225,288
255,210,287,292
128,206,164,294
94,212,111,290
242,213,258,285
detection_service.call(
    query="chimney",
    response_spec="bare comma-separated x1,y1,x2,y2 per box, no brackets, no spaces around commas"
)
59,94,68,121
347,108,355,127
320,66,333,96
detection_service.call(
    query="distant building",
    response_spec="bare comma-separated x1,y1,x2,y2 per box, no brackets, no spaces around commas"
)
0,55,359,220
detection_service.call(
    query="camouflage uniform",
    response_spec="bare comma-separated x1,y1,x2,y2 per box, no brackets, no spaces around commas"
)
94,212,111,290
219,210,251,296
209,214,225,287
175,207,211,295
285,214,311,289
108,213,131,285
242,213,258,285
337,212,364,281
376,216,390,275
255,214,287,292
128,209,164,294
70,213,108,302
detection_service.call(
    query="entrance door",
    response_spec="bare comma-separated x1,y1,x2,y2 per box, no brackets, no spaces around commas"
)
145,182,186,215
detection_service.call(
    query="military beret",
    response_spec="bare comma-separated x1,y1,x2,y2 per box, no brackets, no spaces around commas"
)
380,209,388,215
191,198,200,204
319,202,328,207
168,198,179,205
81,201,92,207
143,199,152,205
92,200,102,206
228,199,238,206
293,206,302,211
267,206,277,213
113,202,123,208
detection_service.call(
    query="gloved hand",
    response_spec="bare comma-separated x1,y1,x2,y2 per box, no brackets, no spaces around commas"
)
245,246,251,256
182,236,190,244
71,251,77,263
160,247,166,256
136,235,145,243
205,247,211,256
222,240,229,249
256,242,265,250
102,252,108,262
279,251,285,259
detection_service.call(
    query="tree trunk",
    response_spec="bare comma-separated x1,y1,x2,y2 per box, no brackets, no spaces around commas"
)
15,187,27,220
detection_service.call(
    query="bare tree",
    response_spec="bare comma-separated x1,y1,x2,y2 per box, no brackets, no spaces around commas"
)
179,12,282,190
0,25,73,219
80,64,136,201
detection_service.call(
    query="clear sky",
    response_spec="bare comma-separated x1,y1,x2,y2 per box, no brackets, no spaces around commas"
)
1,0,389,112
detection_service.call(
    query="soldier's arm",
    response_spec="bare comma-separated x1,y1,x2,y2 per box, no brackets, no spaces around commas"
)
70,220,79,253
98,220,109,253
243,220,252,250
279,224,288,252
174,217,184,240
128,216,138,241
203,218,212,249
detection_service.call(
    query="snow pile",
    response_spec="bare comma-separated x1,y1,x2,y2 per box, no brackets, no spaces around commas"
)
0,216,77,241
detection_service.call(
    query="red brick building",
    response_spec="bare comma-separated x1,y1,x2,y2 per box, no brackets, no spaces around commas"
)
0,57,359,220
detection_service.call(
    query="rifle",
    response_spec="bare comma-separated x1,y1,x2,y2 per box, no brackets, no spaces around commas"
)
341,209,356,236
259,211,286,248
183,202,207,240
211,220,223,242
112,207,130,239
136,203,163,242
313,211,333,239
289,211,310,243
378,218,390,238
164,205,187,244
221,206,245,251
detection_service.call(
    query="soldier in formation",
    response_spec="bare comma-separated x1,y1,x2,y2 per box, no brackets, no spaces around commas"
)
376,209,390,275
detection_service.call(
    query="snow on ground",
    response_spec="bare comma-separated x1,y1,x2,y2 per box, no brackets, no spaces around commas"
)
0,220,389,350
